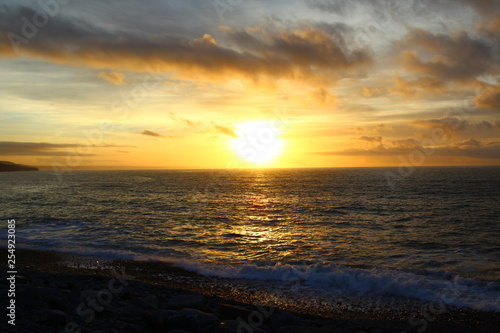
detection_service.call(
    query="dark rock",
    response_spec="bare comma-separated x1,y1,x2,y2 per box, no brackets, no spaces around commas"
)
216,303,253,320
271,311,305,331
275,327,332,333
118,302,152,320
17,284,42,301
166,294,206,310
216,320,271,333
167,314,201,333
17,275,32,284
126,295,158,311
179,308,219,326
148,309,179,331
43,309,69,326
43,294,71,312
69,281,82,299
39,287,69,300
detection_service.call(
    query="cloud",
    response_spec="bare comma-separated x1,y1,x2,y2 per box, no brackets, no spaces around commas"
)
410,117,500,137
0,141,130,156
453,0,500,17
352,124,391,133
474,84,500,111
213,124,237,137
397,28,497,82
0,6,372,88
312,137,500,159
359,136,383,143
390,76,446,98
140,130,166,138
362,87,386,98
312,87,337,106
98,72,125,85
411,117,467,138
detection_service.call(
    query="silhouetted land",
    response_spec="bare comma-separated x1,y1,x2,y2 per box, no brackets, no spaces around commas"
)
0,161,38,172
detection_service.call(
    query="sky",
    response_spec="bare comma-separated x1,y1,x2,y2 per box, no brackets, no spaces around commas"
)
0,0,499,170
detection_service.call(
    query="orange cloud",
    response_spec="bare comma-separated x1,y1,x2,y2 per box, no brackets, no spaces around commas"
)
390,76,446,98
362,87,386,97
474,84,500,111
98,72,125,85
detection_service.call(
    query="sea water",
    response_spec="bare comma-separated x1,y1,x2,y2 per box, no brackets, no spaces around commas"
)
1,167,499,312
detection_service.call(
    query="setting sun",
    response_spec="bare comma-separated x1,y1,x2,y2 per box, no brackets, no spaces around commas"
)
231,121,285,166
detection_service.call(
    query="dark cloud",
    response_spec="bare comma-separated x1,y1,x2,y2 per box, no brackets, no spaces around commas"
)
411,117,468,137
397,28,496,82
140,130,166,138
453,0,500,17
0,141,130,156
0,5,372,87
312,137,500,159
411,117,500,137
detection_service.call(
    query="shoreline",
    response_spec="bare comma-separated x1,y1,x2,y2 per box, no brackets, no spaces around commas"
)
1,248,498,332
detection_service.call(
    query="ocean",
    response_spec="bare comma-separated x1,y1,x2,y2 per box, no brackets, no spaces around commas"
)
1,166,499,313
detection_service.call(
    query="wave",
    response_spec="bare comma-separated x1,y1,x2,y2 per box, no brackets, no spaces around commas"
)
174,260,500,312
12,241,500,312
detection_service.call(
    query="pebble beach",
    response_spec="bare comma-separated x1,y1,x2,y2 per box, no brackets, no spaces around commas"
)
1,248,498,333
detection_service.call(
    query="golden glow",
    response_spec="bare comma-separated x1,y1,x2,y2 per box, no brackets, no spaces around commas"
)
231,121,284,166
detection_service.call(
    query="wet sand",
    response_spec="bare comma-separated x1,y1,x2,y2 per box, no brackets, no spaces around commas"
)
1,248,498,333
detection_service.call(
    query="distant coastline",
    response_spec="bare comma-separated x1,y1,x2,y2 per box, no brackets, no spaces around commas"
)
0,161,38,172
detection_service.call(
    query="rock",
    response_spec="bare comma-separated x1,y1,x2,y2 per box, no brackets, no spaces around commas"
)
216,320,243,333
143,294,158,309
216,303,253,320
271,311,305,331
216,320,271,333
179,308,219,326
17,285,47,311
44,309,69,326
118,302,152,320
80,290,99,298
18,284,42,301
166,294,206,310
17,275,32,284
275,326,332,333
148,310,179,331
69,281,82,299
43,294,71,312
126,295,158,311
39,287,69,300
167,314,201,333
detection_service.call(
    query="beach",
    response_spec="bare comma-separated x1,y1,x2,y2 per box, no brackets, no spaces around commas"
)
1,248,498,333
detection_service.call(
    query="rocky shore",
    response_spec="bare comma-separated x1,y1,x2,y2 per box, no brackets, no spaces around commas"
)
1,249,498,333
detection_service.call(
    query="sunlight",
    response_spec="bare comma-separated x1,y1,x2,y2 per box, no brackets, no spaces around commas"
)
231,121,284,166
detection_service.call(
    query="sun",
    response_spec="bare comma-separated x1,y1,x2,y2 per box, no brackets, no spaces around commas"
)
231,121,285,165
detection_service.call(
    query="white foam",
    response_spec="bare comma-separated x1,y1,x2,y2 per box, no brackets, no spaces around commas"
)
173,260,500,312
